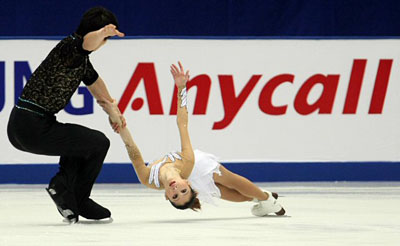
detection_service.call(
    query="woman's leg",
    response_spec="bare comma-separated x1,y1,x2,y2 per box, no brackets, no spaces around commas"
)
213,165,269,201
214,165,285,216
216,183,252,202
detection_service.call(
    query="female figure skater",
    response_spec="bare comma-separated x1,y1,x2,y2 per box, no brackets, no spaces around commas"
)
104,62,285,216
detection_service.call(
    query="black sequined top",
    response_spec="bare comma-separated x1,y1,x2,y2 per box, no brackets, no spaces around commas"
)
20,34,99,114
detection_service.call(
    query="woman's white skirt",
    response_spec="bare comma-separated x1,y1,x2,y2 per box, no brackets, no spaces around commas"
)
189,149,222,205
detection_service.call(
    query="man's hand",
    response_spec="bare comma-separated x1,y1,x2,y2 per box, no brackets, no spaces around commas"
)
83,24,125,51
101,24,125,39
108,115,126,133
98,99,126,133
170,61,190,89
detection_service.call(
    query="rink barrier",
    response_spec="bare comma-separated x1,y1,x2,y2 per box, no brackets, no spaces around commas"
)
1,162,400,184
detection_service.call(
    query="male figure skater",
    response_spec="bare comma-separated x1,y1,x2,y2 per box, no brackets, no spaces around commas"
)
7,6,125,223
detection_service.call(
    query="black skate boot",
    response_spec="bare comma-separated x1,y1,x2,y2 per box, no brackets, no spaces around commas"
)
45,176,79,224
79,198,111,221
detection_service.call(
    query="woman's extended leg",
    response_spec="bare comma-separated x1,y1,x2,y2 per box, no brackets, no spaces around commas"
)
215,183,253,202
214,164,285,216
213,165,269,201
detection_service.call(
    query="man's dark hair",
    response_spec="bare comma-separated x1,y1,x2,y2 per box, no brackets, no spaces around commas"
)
169,187,201,211
75,6,119,37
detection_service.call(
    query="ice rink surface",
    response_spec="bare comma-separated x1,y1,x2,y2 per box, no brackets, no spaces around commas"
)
0,182,399,246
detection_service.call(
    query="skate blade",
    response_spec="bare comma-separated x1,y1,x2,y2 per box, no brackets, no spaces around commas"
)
64,217,114,224
46,188,78,223
61,217,78,224
260,214,291,218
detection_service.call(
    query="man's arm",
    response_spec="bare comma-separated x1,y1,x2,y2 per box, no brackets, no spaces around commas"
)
87,76,113,103
88,77,126,132
82,24,124,51
170,62,195,175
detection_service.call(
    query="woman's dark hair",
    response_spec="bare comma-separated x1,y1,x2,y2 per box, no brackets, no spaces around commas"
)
170,187,201,211
75,6,119,37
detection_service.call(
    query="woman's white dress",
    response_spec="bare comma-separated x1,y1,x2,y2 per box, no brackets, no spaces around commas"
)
188,149,222,205
148,149,222,205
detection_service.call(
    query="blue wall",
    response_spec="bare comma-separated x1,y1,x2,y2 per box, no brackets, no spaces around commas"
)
2,162,400,184
1,0,399,37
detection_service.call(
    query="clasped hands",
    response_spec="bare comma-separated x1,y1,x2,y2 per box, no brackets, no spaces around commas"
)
97,99,126,133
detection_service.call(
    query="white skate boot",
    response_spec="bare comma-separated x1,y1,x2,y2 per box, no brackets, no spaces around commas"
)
251,191,285,216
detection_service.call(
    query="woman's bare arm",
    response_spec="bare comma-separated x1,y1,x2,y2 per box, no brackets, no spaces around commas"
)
170,62,195,177
118,127,152,187
98,100,159,189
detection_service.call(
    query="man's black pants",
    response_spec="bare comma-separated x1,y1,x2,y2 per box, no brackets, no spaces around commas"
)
7,105,110,206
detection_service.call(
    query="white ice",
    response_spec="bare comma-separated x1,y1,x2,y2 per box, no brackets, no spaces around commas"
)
0,182,399,246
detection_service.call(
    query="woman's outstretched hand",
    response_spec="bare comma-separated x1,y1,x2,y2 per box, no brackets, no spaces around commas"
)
170,61,190,89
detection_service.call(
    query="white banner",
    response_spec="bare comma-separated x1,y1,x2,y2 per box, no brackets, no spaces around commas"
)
1,39,400,164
